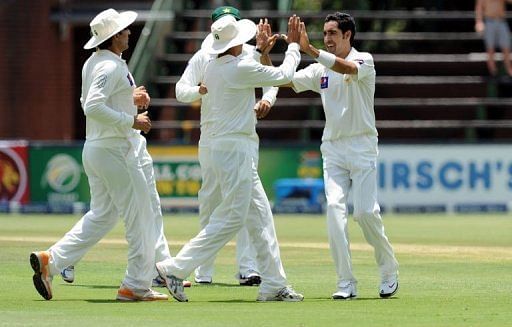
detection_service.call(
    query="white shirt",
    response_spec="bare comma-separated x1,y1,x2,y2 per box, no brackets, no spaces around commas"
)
201,43,300,140
176,44,279,105
292,47,377,141
81,50,138,142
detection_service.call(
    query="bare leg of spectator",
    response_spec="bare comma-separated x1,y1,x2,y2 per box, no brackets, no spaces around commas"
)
486,48,497,76
503,48,512,76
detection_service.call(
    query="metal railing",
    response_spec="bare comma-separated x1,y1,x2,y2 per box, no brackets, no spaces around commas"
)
128,0,174,87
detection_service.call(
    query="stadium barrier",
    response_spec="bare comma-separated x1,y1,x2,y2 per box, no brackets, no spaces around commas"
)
1,141,512,214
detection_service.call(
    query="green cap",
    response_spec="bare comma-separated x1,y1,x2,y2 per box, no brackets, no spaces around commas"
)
211,6,241,22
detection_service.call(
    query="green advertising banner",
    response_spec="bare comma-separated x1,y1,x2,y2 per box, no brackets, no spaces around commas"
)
148,146,201,208
26,143,321,208
258,147,321,199
148,145,322,203
29,145,90,204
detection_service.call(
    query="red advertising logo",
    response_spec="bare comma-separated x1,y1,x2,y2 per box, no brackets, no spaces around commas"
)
0,144,29,203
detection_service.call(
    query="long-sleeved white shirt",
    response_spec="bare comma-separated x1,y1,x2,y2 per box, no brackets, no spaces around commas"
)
292,47,377,141
176,44,279,105
200,43,300,140
80,50,138,142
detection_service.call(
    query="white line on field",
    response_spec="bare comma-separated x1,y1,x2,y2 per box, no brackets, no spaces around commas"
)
1,236,511,259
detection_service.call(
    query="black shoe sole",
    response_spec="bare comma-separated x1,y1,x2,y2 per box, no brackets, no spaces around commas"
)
30,253,52,300
239,275,261,286
379,282,399,299
332,294,357,300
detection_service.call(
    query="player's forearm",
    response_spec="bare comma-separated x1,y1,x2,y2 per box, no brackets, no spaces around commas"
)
175,81,202,103
279,43,301,83
84,101,133,128
306,44,357,74
261,86,278,106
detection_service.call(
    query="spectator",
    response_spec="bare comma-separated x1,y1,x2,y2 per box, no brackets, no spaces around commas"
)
475,0,512,76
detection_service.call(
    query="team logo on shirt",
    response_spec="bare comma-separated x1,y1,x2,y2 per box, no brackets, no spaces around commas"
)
354,59,364,65
320,76,329,89
126,73,134,86
96,74,107,88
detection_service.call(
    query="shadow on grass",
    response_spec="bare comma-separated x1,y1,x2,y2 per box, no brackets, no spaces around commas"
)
193,282,253,288
332,296,398,301
61,283,118,290
85,299,128,303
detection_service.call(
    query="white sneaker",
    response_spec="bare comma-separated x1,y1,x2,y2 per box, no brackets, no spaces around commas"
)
379,278,399,298
30,251,53,300
61,265,74,283
332,281,357,300
194,275,212,284
238,270,261,286
257,286,304,302
153,276,192,288
116,284,168,301
156,262,188,302
152,275,166,287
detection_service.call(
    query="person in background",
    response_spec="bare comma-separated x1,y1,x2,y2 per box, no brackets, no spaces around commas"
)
475,0,512,76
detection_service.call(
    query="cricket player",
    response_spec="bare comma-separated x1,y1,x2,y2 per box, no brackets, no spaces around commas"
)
59,86,192,289
29,8,168,301
283,12,399,300
156,15,304,302
175,6,278,286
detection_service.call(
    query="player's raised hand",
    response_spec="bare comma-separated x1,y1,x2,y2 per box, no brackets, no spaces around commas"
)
299,22,311,53
284,15,301,44
256,18,278,54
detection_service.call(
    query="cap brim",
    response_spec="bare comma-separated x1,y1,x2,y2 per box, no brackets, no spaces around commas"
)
83,11,138,49
201,19,256,55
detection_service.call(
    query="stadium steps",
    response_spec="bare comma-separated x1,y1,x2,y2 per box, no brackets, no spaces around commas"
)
148,9,512,142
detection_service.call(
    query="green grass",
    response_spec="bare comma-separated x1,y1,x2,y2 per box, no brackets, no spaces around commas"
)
1,213,511,327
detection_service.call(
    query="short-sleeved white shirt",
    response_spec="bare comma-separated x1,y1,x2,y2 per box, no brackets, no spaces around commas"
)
292,47,377,142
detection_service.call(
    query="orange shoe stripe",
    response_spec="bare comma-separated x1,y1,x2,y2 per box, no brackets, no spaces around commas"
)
117,288,136,299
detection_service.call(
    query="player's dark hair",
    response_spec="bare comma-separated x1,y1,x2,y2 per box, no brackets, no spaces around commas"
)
96,29,127,50
97,37,113,50
325,12,356,45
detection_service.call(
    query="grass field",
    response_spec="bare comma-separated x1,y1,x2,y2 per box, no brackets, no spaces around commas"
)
1,213,511,327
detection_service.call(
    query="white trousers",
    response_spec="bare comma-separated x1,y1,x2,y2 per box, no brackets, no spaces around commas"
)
194,143,258,279
321,135,399,288
48,138,157,290
134,135,172,274
160,136,286,293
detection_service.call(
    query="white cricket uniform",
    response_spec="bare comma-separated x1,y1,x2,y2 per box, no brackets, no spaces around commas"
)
175,44,278,279
47,50,158,290
292,47,399,288
159,43,300,294
130,132,173,277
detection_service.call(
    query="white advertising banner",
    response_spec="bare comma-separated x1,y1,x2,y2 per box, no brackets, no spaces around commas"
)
378,144,512,212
